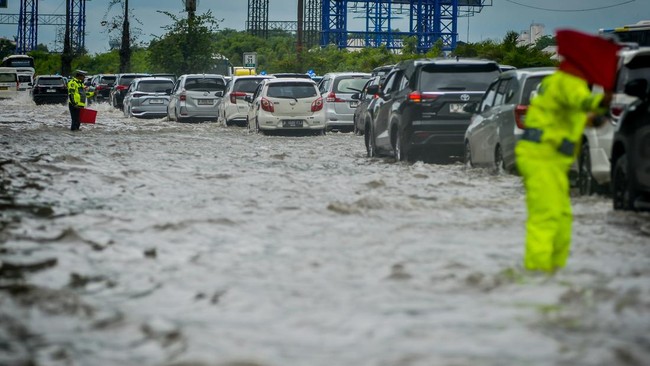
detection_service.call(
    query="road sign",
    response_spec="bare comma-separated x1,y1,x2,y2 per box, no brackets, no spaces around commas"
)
243,52,257,68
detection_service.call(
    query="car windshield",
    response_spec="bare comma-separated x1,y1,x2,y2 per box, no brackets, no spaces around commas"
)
234,78,266,93
419,64,500,92
137,80,174,93
185,77,226,92
0,74,16,82
38,78,65,86
100,76,116,85
267,82,317,99
334,77,370,93
119,75,146,86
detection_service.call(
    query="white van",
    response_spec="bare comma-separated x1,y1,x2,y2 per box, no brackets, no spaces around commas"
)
0,67,19,99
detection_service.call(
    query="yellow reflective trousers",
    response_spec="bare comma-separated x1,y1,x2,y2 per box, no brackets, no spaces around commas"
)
516,141,573,272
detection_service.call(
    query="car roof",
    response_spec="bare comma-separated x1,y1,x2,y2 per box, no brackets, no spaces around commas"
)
399,58,498,67
500,67,556,78
36,74,65,78
233,75,274,80
134,76,175,82
181,74,225,78
265,77,316,84
323,72,371,77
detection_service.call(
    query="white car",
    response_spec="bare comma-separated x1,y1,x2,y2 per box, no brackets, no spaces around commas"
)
218,75,273,126
245,78,326,134
122,77,175,118
167,74,226,122
574,47,650,195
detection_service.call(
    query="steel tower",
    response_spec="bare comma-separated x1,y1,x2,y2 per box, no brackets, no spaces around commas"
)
247,0,269,38
9,0,87,54
322,0,491,52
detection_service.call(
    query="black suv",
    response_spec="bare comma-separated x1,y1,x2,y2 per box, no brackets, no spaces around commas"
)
610,61,650,211
30,75,67,105
110,73,150,109
365,58,500,162
89,74,116,102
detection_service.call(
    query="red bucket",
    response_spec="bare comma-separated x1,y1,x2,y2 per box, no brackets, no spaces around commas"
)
79,108,97,124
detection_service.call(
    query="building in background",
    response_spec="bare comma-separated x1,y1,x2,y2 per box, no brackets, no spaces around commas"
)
518,23,545,46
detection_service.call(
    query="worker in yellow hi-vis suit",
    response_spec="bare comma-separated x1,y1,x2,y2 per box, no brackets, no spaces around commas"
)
515,29,620,272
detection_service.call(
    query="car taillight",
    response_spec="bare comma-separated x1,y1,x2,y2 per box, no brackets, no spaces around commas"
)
95,85,104,91
116,85,128,91
326,92,344,103
179,92,186,101
230,91,247,104
610,104,624,119
311,97,323,112
261,97,274,112
407,91,439,103
514,104,528,129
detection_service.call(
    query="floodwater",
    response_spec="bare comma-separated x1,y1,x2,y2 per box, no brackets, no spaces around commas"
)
1,94,649,366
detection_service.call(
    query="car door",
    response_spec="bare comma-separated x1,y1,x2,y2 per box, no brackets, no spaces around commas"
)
372,70,399,151
168,77,182,118
247,83,264,127
123,82,135,114
470,80,500,164
482,78,511,163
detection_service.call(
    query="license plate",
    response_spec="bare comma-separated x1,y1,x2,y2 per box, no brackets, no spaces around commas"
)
47,89,56,92
349,101,358,108
197,99,213,105
149,99,163,104
282,120,303,127
449,103,468,113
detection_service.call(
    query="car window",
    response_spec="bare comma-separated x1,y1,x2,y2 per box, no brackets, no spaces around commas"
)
419,64,500,92
234,78,266,93
252,83,263,100
37,77,65,86
616,54,650,92
119,75,140,86
137,80,175,93
319,78,331,94
381,71,398,94
480,80,499,112
334,76,370,93
184,77,226,92
267,82,317,99
493,78,511,106
521,76,547,105
398,74,409,91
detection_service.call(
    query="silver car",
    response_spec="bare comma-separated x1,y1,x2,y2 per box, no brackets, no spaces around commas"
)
167,74,226,122
218,75,274,126
318,72,371,131
465,67,555,173
122,77,175,118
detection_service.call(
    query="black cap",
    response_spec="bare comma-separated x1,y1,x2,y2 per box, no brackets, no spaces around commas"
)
74,69,88,76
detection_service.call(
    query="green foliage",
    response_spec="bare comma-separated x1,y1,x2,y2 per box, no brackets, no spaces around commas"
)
0,38,15,60
147,10,221,75
28,29,558,78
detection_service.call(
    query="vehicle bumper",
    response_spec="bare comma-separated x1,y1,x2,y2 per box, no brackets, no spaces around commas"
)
131,106,169,118
406,119,471,156
33,94,67,103
258,113,326,130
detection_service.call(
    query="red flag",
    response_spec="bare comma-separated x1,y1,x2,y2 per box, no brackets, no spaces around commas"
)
556,29,622,91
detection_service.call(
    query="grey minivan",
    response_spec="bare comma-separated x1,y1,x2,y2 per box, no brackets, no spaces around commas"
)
464,67,555,172
318,72,371,131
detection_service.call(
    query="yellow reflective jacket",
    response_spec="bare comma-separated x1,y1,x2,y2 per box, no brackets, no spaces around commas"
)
67,77,93,107
524,71,606,155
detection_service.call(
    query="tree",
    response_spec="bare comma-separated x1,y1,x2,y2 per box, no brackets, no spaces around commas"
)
0,38,15,60
148,11,221,75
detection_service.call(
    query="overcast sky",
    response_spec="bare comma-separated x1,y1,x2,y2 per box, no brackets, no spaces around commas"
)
0,0,646,55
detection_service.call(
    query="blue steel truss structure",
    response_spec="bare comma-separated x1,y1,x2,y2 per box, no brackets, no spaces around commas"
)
12,0,86,54
322,0,491,52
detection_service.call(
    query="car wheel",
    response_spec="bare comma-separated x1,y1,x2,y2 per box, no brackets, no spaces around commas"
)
394,128,408,162
578,141,596,195
366,123,376,158
464,141,474,168
612,154,636,210
494,144,505,173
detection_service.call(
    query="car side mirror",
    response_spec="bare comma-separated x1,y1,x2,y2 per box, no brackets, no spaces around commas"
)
244,95,253,103
215,90,224,97
463,103,478,114
165,89,172,95
351,92,360,100
624,78,649,99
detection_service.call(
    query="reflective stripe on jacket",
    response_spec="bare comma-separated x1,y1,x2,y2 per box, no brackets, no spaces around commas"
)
68,78,87,107
524,71,606,155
